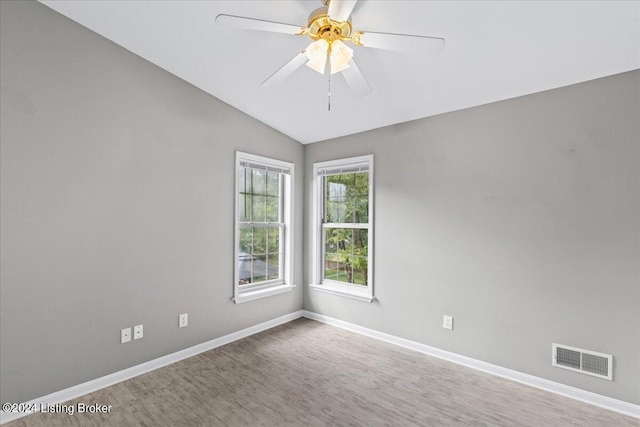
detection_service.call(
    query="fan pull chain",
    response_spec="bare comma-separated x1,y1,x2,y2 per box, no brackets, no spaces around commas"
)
328,71,331,111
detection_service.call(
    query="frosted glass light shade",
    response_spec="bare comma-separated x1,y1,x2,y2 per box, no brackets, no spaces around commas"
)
305,39,329,74
330,40,353,74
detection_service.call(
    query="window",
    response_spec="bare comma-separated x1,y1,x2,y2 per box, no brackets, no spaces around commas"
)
234,152,294,303
311,155,374,302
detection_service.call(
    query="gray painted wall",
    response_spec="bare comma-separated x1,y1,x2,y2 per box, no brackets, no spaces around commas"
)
1,1,303,404
304,70,640,404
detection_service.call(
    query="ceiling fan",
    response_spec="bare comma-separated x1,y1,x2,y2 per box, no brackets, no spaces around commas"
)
216,0,444,104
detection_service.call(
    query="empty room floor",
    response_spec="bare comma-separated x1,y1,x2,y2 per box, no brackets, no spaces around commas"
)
6,318,637,426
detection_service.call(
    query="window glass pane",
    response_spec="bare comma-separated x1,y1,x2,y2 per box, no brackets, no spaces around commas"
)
323,253,339,281
324,228,337,254
325,200,336,223
244,167,252,194
324,228,352,283
354,229,368,287
338,252,351,283
340,228,355,254
326,177,347,200
266,196,279,222
252,195,266,222
267,253,280,280
238,226,281,286
238,252,252,286
239,227,253,254
337,248,354,284
354,172,369,196
353,196,368,223
240,194,252,222
322,227,368,285
353,256,368,286
267,227,280,253
239,166,247,193
239,193,245,221
326,200,346,223
326,180,346,223
325,172,368,224
353,228,368,256
253,227,267,254
252,169,266,195
251,254,268,282
266,172,279,196
241,167,283,223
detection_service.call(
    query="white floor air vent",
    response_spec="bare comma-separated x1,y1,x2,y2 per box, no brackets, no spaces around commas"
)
552,343,612,380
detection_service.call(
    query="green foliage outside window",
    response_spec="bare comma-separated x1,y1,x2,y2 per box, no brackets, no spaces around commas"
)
323,172,369,286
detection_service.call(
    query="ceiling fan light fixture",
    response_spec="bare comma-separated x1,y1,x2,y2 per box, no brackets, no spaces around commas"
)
329,39,353,74
217,0,445,98
305,38,329,74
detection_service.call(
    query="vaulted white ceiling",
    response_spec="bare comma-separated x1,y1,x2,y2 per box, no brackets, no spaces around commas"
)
40,1,639,144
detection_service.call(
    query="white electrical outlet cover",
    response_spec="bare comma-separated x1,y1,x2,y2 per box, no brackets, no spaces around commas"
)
179,313,188,328
134,324,143,339
443,315,453,330
121,327,131,343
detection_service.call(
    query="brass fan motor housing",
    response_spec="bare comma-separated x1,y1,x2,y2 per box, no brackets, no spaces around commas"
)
306,6,352,42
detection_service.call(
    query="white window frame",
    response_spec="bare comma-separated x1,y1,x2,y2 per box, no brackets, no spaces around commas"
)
233,151,295,304
310,155,374,302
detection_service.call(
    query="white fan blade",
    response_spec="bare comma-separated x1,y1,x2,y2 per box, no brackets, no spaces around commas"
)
216,14,306,35
327,0,358,22
356,31,445,56
261,51,309,87
341,60,371,97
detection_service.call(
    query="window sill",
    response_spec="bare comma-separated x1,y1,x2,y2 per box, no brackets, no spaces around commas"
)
309,283,374,303
233,284,296,304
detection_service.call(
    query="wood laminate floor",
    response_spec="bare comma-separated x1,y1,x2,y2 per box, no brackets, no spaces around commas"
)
6,318,638,426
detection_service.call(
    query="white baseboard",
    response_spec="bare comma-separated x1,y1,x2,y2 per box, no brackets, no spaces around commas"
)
301,310,640,419
0,310,304,425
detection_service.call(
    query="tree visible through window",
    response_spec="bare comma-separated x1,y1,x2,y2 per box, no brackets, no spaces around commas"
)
323,172,369,286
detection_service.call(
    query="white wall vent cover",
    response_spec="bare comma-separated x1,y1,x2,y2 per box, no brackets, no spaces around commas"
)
552,343,613,380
